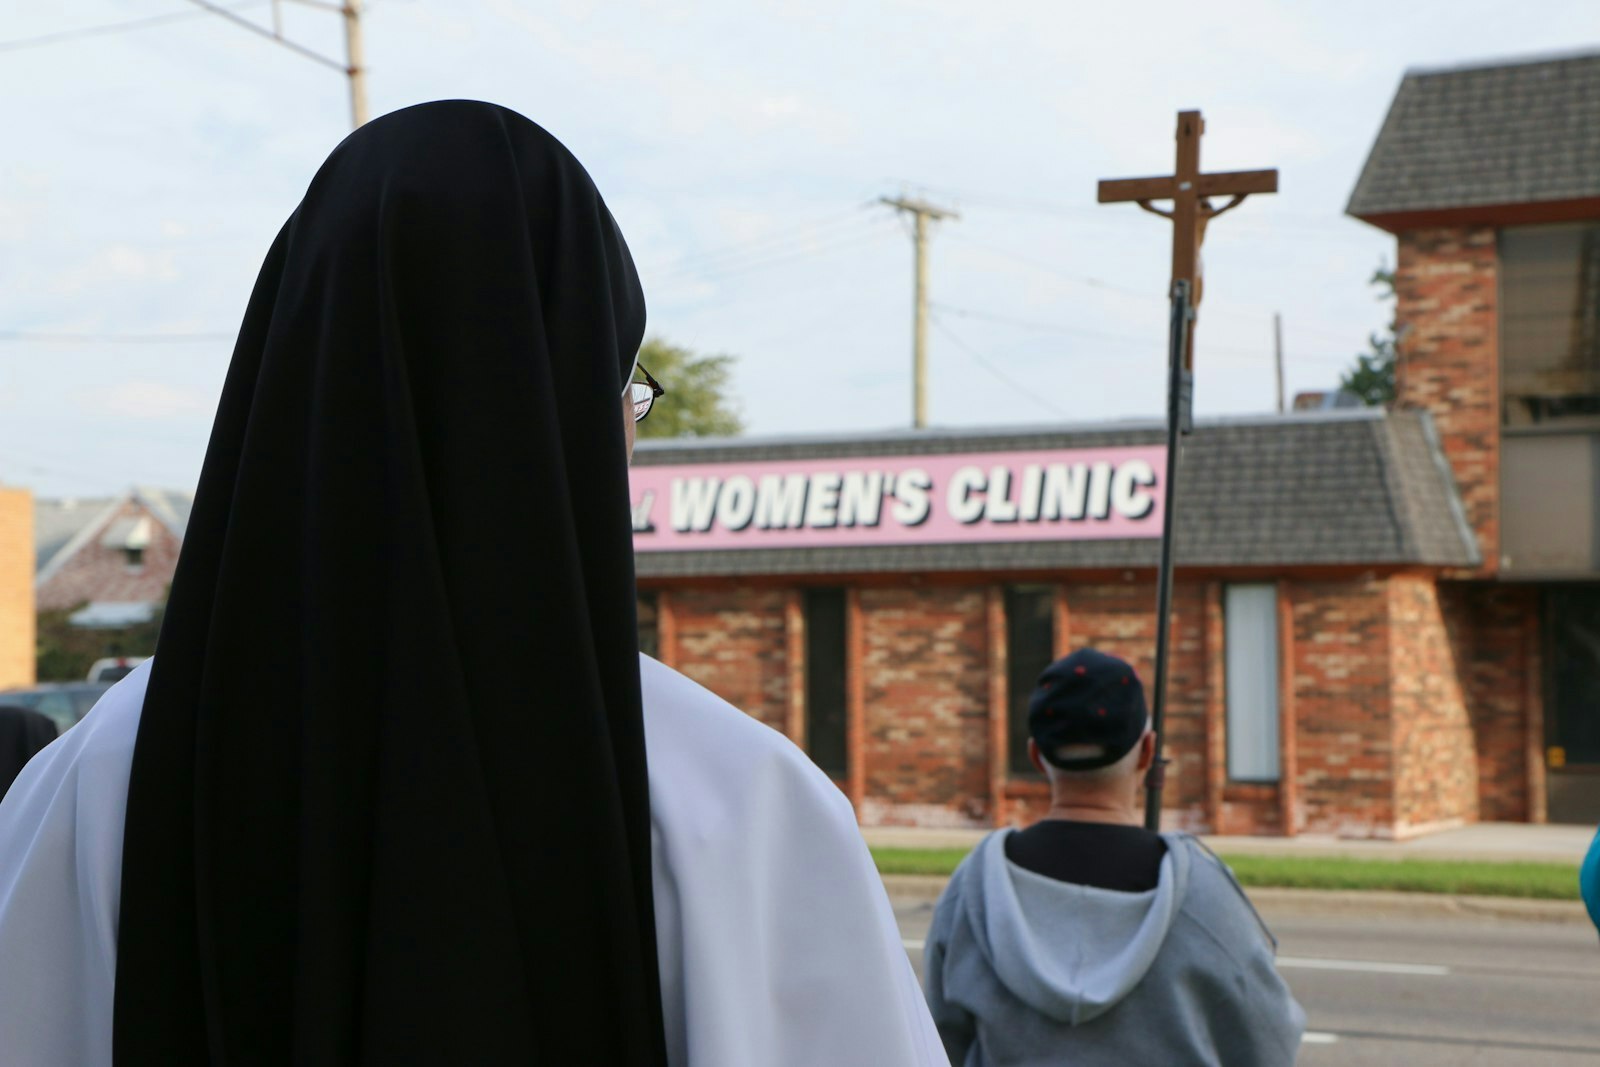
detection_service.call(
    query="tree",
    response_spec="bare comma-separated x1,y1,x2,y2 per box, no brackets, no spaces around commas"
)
633,337,745,439
36,604,164,682
1341,266,1398,407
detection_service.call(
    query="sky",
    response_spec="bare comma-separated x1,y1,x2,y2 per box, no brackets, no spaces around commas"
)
1,1,1597,498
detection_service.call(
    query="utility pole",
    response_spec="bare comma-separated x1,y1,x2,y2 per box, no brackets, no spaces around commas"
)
186,0,369,130
342,1,368,128
1274,311,1285,414
880,196,958,429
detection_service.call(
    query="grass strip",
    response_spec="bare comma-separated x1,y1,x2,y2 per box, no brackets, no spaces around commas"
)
870,847,1582,900
1219,855,1580,900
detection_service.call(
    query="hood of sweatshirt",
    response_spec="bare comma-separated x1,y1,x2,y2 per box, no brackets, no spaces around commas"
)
958,828,1191,1026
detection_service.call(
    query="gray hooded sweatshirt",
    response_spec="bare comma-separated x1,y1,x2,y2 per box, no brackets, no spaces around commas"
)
924,829,1304,1066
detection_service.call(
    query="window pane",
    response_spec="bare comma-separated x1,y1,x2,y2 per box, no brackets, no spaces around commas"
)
1006,586,1056,776
1501,223,1600,426
636,592,660,659
1225,584,1280,782
805,588,848,777
1500,434,1600,574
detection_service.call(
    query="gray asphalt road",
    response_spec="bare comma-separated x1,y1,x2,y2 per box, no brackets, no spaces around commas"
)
891,894,1600,1065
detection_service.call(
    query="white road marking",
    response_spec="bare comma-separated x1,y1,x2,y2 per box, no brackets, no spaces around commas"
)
903,939,926,950
1302,1032,1339,1045
1278,956,1450,976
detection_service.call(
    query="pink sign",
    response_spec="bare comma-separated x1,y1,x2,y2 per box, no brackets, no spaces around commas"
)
630,446,1166,552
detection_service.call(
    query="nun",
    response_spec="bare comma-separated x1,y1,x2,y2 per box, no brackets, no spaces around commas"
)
0,704,56,801
0,102,943,1066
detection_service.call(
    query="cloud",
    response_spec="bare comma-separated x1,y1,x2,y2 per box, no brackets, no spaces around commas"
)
480,0,856,147
0,197,26,243
51,244,180,296
81,382,211,420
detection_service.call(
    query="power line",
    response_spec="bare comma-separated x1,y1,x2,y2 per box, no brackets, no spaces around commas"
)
902,181,1368,233
0,2,269,54
943,233,1374,347
643,204,875,277
647,213,893,287
648,221,898,293
180,0,346,75
928,314,1068,418
0,330,233,344
944,232,1166,303
929,301,1357,367
182,0,368,125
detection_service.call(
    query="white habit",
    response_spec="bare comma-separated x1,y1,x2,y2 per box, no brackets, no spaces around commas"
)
0,657,947,1066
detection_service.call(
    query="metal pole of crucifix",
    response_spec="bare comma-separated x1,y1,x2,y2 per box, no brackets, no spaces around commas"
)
1097,111,1277,831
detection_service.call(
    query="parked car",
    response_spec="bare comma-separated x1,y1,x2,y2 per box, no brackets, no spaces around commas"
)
0,682,114,735
86,656,150,683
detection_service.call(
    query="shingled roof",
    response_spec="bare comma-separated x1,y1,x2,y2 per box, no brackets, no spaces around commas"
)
632,409,1479,579
1348,50,1600,223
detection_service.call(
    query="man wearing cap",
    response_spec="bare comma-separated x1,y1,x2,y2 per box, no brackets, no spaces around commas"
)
922,648,1305,1066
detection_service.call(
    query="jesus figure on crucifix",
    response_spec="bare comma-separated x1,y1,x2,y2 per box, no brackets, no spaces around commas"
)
1098,111,1277,366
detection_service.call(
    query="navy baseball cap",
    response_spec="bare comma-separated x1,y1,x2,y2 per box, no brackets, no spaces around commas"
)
1027,648,1149,771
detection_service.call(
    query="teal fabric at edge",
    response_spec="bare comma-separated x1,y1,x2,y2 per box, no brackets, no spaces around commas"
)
1581,827,1600,938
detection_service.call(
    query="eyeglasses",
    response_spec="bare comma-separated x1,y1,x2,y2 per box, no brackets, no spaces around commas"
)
629,364,665,423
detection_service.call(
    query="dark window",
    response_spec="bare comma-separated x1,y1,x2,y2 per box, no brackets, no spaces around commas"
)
1547,587,1600,767
637,591,660,659
1006,586,1056,776
1501,223,1600,428
805,588,848,778
124,546,145,569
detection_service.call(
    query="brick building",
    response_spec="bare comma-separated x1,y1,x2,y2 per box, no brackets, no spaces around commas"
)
1348,49,1600,824
631,48,1600,836
0,487,37,691
35,488,192,622
633,413,1482,838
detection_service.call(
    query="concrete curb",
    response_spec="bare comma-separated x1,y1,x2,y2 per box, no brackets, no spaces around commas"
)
880,874,1590,924
1245,887,1589,924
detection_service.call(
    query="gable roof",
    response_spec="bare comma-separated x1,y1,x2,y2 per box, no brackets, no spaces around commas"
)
34,487,194,583
630,409,1479,579
133,486,193,540
34,498,119,573
1347,50,1600,225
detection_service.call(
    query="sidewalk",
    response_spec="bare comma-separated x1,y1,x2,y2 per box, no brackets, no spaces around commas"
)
864,822,1596,864
880,873,1591,923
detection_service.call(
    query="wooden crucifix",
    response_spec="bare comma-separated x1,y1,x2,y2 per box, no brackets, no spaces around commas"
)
1097,111,1277,831
1098,110,1277,370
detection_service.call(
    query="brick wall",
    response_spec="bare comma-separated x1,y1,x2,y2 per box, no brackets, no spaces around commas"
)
670,588,789,733
0,489,34,689
36,499,183,612
1394,226,1499,573
648,567,1531,837
859,585,989,828
1057,581,1209,829
1440,582,1539,822
1290,578,1395,836
1389,574,1478,835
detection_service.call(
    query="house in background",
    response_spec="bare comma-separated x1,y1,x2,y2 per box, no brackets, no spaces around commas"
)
35,488,192,625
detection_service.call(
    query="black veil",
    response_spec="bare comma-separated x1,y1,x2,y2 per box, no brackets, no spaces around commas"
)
115,101,665,1064
0,705,57,800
